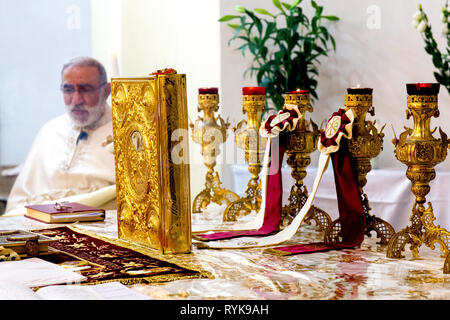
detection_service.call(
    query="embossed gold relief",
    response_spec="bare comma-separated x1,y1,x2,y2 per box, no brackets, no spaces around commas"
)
111,73,191,254
387,84,450,274
280,92,331,231
445,253,450,274
190,92,239,213
223,94,267,221
325,92,395,245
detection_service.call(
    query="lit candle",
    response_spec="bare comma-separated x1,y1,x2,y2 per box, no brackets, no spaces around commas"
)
347,86,373,95
198,87,218,95
406,83,440,95
287,89,309,94
242,86,265,95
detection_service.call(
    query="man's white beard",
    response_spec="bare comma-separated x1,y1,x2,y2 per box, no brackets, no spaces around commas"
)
65,103,105,128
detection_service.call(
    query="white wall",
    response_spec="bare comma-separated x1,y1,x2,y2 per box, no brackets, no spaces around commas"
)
91,0,223,200
219,0,450,173
0,0,92,165
91,0,122,79
4,0,449,203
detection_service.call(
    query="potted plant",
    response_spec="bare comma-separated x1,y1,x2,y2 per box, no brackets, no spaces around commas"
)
412,2,450,93
219,0,339,110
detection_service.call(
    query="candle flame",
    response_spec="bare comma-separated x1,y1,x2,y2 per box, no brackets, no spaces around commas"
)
356,83,361,88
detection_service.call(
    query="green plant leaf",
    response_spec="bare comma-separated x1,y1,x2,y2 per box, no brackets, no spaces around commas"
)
237,43,248,56
255,8,275,17
291,0,303,8
227,23,240,29
315,6,323,16
218,15,240,22
272,0,285,13
311,16,318,33
322,15,339,21
245,9,260,22
223,0,339,108
425,44,435,55
234,5,245,13
319,26,329,39
433,71,443,82
330,35,336,51
319,37,328,49
248,41,258,55
308,68,318,76
230,24,248,42
432,53,443,68
282,2,292,10
264,21,276,41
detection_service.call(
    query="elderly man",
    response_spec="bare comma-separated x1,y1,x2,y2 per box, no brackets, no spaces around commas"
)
5,57,116,215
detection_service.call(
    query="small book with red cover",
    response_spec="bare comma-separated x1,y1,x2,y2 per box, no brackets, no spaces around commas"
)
24,202,105,224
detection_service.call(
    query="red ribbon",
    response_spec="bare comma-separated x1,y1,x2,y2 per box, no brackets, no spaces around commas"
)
194,106,302,242
269,110,366,254
193,136,285,241
264,109,299,134
194,107,366,253
320,108,352,148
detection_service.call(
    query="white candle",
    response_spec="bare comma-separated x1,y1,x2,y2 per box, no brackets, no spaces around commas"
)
110,53,119,77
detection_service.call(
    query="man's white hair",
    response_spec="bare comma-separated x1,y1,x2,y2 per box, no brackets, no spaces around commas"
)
62,56,109,129
61,56,107,84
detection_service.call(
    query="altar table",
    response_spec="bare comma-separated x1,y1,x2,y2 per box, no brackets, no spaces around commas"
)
0,209,448,300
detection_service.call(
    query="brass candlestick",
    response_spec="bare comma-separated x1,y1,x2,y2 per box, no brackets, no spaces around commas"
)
387,83,450,274
325,88,395,245
191,88,239,213
223,87,267,221
280,90,332,231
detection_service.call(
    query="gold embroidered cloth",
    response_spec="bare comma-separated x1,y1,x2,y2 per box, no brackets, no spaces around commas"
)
32,226,208,285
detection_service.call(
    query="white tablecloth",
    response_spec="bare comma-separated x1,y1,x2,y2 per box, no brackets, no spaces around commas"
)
227,164,450,231
1,212,449,300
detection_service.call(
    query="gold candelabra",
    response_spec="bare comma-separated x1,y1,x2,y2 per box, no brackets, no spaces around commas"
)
223,87,267,221
190,88,239,213
386,83,450,274
325,87,395,245
280,90,332,231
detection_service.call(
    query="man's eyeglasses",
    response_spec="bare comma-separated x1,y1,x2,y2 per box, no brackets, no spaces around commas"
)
60,83,106,95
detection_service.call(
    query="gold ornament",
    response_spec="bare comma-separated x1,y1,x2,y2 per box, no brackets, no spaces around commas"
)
325,90,395,245
387,85,450,273
111,73,192,254
280,92,331,231
190,90,239,213
223,93,267,221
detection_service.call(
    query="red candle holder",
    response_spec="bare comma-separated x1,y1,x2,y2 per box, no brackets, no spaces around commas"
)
347,87,373,95
286,89,309,94
242,86,265,95
198,87,218,95
406,83,440,95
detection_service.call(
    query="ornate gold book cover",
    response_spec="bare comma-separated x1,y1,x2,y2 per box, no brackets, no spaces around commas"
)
111,72,191,254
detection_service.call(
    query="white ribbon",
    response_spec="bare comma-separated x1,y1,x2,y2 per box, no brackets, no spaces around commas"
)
194,152,330,249
192,140,271,233
193,105,302,234
193,108,355,249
